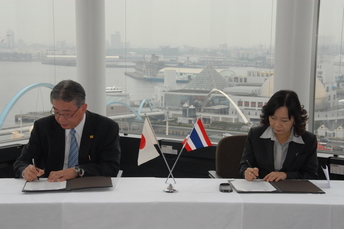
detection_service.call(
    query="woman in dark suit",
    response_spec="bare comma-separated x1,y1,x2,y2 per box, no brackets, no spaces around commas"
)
239,90,319,181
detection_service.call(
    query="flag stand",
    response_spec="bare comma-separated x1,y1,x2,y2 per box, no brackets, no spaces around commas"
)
163,135,189,193
163,146,186,193
163,183,177,193
159,146,177,192
139,116,211,193
165,143,187,183
163,117,212,193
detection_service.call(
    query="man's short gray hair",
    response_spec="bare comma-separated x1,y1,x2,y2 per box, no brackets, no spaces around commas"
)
50,80,86,107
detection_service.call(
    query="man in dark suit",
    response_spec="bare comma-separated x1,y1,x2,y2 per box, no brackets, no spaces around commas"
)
14,80,121,182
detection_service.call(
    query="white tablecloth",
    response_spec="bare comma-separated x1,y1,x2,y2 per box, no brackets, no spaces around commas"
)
0,178,343,229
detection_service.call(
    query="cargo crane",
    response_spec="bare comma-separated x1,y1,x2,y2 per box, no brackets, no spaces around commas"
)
0,36,5,43
0,34,12,43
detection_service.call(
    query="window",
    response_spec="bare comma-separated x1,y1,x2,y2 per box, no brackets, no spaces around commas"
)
316,0,344,143
10,1,344,145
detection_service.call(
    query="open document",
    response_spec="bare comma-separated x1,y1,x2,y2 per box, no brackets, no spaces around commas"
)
229,179,325,194
230,179,277,193
22,176,114,192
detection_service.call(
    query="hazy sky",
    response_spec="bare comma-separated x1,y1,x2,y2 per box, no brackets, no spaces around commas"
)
0,0,276,48
0,0,344,49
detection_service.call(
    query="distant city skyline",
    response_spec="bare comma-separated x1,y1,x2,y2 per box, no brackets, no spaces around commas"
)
1,1,344,49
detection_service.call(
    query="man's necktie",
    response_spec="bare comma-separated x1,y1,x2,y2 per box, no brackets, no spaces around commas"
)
68,128,79,168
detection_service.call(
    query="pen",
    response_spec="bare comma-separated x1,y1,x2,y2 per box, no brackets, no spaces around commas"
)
246,159,253,168
246,159,259,179
32,158,40,180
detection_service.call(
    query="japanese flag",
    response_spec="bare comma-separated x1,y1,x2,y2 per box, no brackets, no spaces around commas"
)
138,117,160,165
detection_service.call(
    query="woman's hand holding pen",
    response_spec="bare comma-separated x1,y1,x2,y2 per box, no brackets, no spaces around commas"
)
245,167,259,181
245,160,259,181
23,164,44,182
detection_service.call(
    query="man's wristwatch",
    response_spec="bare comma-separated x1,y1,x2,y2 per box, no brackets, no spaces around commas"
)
74,165,84,177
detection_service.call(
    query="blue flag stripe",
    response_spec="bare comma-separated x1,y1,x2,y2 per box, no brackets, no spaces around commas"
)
189,128,203,149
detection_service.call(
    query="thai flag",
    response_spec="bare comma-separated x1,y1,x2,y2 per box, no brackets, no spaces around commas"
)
183,118,212,151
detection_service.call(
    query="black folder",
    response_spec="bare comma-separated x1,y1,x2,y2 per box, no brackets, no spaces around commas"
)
22,176,113,192
270,179,325,194
230,179,325,194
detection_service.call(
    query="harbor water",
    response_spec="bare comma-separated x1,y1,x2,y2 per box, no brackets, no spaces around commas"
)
0,61,184,128
0,61,254,129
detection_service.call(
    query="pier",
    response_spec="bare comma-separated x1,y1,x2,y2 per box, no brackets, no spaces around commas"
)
124,71,145,80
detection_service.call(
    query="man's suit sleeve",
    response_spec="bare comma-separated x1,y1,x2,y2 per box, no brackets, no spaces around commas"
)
13,120,43,178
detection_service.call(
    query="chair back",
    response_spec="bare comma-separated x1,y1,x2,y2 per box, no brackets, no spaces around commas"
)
216,135,247,178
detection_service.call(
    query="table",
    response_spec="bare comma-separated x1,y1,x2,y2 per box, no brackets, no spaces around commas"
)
0,178,343,229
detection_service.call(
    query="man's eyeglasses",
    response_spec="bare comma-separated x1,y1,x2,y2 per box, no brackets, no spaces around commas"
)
50,106,81,119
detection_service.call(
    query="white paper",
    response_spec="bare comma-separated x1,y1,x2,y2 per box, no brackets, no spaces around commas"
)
230,179,277,192
23,179,67,191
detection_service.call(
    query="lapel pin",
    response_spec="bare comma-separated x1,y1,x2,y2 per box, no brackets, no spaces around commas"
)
90,135,94,139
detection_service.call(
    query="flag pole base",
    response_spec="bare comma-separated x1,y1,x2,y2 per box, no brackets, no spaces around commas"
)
163,183,177,193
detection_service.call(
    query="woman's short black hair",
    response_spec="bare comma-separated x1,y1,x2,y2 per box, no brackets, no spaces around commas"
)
260,90,308,136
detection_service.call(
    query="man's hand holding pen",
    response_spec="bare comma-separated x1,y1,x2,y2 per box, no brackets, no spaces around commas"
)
23,164,44,182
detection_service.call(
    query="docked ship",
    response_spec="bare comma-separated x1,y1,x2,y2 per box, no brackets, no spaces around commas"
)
106,86,129,95
105,86,130,104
